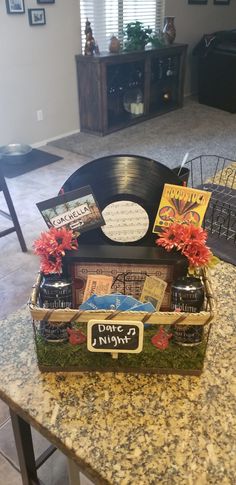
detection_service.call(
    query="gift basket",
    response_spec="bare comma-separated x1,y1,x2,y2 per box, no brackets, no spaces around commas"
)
29,154,217,375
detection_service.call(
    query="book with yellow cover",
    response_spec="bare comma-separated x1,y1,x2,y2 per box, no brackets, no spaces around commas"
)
153,184,211,233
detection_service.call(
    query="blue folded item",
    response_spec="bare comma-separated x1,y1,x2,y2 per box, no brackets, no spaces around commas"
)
79,295,98,310
79,293,126,310
93,294,125,310
128,302,156,312
116,295,141,311
79,294,156,313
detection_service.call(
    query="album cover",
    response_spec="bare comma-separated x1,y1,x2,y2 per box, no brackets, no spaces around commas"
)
153,184,212,233
37,185,105,233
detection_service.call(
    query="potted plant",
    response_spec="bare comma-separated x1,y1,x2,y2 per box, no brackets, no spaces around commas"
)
123,21,152,51
149,31,165,48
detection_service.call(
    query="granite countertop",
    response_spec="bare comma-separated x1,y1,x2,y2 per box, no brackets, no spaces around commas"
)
0,261,235,485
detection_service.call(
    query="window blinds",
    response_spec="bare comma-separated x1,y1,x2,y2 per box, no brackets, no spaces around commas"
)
80,0,165,53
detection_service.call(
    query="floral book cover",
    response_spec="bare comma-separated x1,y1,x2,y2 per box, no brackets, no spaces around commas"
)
153,184,211,234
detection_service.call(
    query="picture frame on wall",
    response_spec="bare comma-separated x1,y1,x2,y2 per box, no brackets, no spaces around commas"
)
28,8,46,26
37,0,55,4
5,0,25,14
213,0,230,5
188,0,207,4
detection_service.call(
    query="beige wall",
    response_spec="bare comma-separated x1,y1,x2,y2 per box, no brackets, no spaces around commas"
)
165,0,236,94
0,0,81,146
0,1,235,146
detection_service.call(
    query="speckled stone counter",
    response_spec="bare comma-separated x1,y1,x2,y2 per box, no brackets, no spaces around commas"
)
0,261,235,485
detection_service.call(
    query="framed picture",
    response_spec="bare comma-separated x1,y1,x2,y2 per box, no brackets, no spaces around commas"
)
188,0,207,4
213,0,230,4
37,0,55,3
5,0,25,14
28,8,46,26
68,244,187,310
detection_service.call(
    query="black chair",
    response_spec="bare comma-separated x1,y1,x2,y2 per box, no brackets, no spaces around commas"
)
0,165,27,252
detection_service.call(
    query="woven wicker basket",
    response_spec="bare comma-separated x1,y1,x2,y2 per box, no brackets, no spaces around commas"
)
29,269,214,327
29,270,215,375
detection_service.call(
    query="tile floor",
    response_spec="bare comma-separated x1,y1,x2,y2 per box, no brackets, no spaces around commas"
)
0,146,92,484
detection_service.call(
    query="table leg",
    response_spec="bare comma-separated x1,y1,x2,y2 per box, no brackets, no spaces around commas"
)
67,458,81,485
10,409,40,485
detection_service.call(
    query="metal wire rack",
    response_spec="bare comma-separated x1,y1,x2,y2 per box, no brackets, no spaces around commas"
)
185,155,236,264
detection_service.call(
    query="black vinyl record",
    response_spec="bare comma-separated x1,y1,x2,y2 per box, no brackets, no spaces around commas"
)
60,154,183,245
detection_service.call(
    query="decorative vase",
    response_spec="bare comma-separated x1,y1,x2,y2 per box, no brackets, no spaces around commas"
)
109,35,120,54
163,17,176,45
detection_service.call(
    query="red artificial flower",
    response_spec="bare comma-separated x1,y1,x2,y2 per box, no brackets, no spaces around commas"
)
182,224,207,245
33,230,55,256
156,222,215,270
46,227,78,254
33,227,78,257
182,240,212,268
156,222,187,251
39,253,62,274
33,226,78,274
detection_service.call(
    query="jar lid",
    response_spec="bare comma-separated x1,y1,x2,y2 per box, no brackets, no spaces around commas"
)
41,275,71,289
172,276,203,291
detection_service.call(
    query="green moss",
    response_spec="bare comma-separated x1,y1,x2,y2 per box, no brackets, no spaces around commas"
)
35,324,207,373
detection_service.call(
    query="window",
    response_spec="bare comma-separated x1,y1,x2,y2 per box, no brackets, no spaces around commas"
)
80,0,165,52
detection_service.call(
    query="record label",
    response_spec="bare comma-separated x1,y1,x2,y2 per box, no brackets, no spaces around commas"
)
101,200,149,243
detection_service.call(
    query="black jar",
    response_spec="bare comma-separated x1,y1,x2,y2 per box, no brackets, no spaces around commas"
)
39,274,72,343
39,274,72,309
39,320,71,343
171,276,204,346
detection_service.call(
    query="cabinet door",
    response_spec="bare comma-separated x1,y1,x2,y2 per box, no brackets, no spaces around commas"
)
149,54,181,114
106,60,145,130
77,61,103,134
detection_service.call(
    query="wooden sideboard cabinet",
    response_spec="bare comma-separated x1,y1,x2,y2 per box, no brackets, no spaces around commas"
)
76,44,187,136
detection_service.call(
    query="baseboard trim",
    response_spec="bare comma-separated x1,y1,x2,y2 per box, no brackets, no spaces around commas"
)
31,96,197,148
31,129,81,148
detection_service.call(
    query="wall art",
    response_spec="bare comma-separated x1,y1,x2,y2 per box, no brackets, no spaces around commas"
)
188,1,207,4
5,0,25,14
213,0,230,5
37,0,55,4
28,8,46,26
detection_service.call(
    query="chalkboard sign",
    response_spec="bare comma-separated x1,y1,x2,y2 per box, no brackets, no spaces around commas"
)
87,320,144,354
